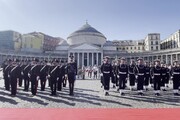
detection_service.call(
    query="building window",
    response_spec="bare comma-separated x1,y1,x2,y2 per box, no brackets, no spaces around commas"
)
126,47,128,50
138,47,140,50
134,47,136,49
131,47,132,50
156,41,158,45
156,46,158,50
151,41,153,45
151,46,153,50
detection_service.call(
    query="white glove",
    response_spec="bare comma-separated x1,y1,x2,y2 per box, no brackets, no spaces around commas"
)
135,75,138,79
28,73,30,77
36,76,39,80
21,72,24,75
8,75,10,78
100,73,103,76
48,74,50,78
65,74,68,77
117,75,119,78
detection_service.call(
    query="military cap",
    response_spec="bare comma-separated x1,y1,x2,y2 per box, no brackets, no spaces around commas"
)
32,58,39,62
137,57,143,61
69,55,74,59
119,57,125,60
154,59,160,62
103,56,110,59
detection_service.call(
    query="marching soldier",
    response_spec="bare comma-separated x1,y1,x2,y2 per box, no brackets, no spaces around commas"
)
66,55,77,96
3,59,12,91
128,59,136,91
49,59,59,96
165,65,170,88
18,60,26,87
57,60,65,91
171,60,180,96
23,59,31,92
100,56,112,96
39,60,49,91
161,62,167,91
62,60,68,87
149,62,154,88
111,60,118,88
144,61,151,91
29,58,40,96
9,59,21,97
151,59,162,96
134,58,146,96
117,57,128,96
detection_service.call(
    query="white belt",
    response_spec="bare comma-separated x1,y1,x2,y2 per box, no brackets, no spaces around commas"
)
138,73,144,76
119,72,126,74
129,72,134,74
162,74,166,75
154,73,160,76
146,72,149,74
103,71,110,74
173,72,180,75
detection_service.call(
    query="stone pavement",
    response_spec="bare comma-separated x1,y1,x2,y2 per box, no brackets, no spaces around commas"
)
0,71,180,108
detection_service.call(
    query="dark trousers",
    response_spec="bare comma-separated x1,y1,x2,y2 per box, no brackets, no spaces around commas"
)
4,76,10,90
40,76,46,91
119,75,126,89
63,76,67,87
111,73,116,84
11,78,17,95
68,74,75,95
154,76,161,90
50,77,57,95
103,74,110,90
31,77,38,95
173,75,180,89
24,77,30,91
137,76,144,90
57,76,62,91
165,75,169,84
94,72,97,79
161,76,166,87
129,74,135,86
144,75,150,86
18,77,23,87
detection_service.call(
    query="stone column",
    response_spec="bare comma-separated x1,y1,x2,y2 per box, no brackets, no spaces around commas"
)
97,52,99,66
92,52,94,66
166,54,168,64
176,54,178,60
82,52,84,66
171,54,173,65
78,52,80,67
87,52,89,66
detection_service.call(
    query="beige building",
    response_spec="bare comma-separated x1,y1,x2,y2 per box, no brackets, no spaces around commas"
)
161,30,180,50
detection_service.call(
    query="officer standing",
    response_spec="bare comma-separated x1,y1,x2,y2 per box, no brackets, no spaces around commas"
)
66,55,77,96
49,59,59,96
39,60,49,91
100,56,112,96
144,61,151,91
111,60,117,88
161,62,167,91
57,60,65,91
134,58,146,96
128,59,136,91
9,59,21,97
117,57,128,96
23,59,31,92
3,59,12,91
18,60,25,87
171,60,180,96
29,58,40,96
151,59,162,96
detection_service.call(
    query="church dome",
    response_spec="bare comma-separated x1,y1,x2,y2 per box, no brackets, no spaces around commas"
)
67,23,106,46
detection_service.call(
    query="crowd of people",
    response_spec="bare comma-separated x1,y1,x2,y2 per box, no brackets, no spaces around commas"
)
0,55,77,97
100,56,180,96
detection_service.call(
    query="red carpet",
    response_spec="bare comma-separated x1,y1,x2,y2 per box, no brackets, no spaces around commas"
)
0,108,180,120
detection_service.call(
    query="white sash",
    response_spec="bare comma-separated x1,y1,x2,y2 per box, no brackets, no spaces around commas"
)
40,65,46,72
10,66,18,73
5,65,10,71
50,66,58,74
24,65,29,71
31,65,37,71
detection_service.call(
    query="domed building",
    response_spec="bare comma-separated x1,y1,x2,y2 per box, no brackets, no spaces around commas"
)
67,22,106,46
67,22,106,67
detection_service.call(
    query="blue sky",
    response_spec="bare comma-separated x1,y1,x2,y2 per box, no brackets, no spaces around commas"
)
0,0,180,40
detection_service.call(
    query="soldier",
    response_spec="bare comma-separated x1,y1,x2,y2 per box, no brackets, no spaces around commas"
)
66,55,77,96
149,62,154,88
29,58,40,96
23,59,31,92
151,59,162,96
165,64,171,88
171,60,180,96
161,62,167,91
62,60,68,87
3,59,12,91
100,56,112,96
111,60,118,88
128,59,136,91
57,60,65,91
134,58,146,96
18,60,25,87
9,59,21,97
49,59,59,96
144,61,151,91
117,57,128,96
39,60,49,91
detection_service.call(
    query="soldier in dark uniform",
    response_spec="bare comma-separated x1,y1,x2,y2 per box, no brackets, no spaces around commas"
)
9,59,21,97
151,59,162,96
128,59,136,91
23,59,31,92
39,60,49,91
171,60,180,96
66,55,77,96
100,56,112,96
161,62,167,91
18,60,26,87
134,58,146,96
117,57,128,95
144,61,151,91
165,65,170,88
3,59,12,91
111,60,118,88
62,60,68,87
149,62,154,88
49,59,59,96
29,58,40,96
57,60,65,91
